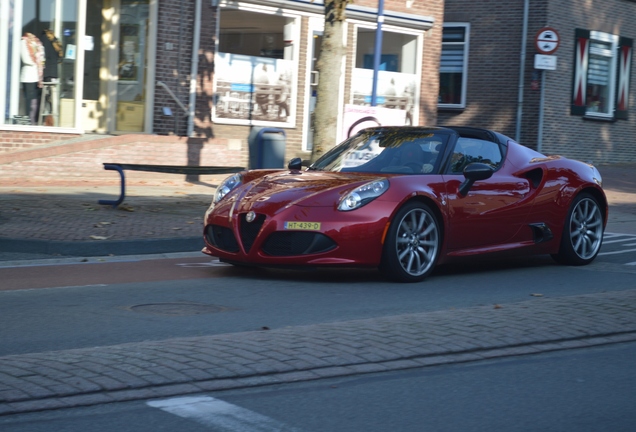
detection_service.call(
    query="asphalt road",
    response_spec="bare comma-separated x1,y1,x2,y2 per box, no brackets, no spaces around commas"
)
1,250,635,358
1,342,634,432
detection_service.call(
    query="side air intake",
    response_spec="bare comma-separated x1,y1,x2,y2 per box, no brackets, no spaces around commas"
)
529,223,554,243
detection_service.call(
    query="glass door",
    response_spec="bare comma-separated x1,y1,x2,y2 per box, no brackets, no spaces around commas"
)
115,0,149,132
79,0,149,133
77,0,104,131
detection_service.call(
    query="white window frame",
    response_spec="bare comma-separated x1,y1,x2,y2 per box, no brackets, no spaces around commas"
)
349,21,423,126
585,30,619,118
438,23,470,109
213,3,302,128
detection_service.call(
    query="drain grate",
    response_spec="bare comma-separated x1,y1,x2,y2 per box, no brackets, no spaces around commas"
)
127,302,226,316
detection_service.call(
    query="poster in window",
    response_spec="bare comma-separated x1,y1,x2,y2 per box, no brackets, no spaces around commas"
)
351,68,418,126
119,25,139,81
213,52,296,127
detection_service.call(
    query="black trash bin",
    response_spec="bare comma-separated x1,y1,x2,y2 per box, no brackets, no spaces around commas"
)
248,127,287,169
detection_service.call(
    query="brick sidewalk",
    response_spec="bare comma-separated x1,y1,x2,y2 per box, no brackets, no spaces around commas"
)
0,163,634,259
0,180,227,259
0,289,635,416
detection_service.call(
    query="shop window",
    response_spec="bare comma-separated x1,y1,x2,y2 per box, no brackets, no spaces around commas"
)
214,8,297,127
352,27,419,125
439,24,469,108
1,0,77,127
572,29,632,119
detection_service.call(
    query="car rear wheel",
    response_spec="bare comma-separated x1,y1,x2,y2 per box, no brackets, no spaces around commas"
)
552,192,604,265
381,202,441,282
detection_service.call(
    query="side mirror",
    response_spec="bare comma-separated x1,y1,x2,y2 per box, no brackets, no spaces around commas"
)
458,163,494,196
287,157,303,171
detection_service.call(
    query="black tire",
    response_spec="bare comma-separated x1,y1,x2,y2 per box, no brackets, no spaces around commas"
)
380,202,441,282
551,192,604,266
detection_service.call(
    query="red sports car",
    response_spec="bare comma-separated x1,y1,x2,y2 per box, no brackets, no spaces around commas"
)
203,126,607,282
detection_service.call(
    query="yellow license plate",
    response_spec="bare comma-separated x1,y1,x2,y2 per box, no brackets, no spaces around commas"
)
284,221,321,230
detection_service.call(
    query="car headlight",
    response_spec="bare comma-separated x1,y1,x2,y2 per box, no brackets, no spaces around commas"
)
338,179,389,211
213,173,243,204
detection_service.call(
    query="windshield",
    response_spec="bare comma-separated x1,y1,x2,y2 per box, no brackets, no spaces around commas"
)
310,128,450,174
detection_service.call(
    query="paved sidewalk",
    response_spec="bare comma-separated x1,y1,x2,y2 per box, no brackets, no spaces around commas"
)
0,163,634,261
0,163,634,417
0,178,226,260
0,289,635,416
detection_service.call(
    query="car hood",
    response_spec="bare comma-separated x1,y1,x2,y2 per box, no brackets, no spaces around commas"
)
232,170,385,212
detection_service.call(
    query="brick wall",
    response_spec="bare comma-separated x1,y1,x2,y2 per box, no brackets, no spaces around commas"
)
0,0,444,179
0,135,241,186
439,0,529,138
440,0,636,164
539,0,636,164
154,0,196,137
0,131,81,154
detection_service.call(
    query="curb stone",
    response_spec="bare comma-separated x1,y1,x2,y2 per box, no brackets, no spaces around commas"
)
0,289,635,416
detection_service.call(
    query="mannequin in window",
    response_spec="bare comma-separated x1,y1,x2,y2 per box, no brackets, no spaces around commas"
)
20,32,44,125
41,29,63,82
254,63,270,117
40,29,63,126
275,73,290,121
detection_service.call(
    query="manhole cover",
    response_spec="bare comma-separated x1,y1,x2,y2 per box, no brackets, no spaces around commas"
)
128,302,226,316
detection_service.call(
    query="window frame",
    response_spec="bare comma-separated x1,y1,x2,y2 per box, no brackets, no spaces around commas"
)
585,31,619,118
438,23,470,109
213,4,301,128
445,137,503,174
571,28,633,120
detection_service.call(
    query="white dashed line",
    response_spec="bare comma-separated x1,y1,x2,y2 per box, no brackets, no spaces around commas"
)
147,396,303,431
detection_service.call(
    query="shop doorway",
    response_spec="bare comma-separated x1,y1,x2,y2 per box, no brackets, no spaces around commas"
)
74,0,151,133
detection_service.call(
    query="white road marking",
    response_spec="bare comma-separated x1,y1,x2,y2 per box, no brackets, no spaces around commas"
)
598,248,636,256
176,259,230,268
0,252,203,269
0,284,108,293
147,396,304,431
602,232,634,239
602,237,636,245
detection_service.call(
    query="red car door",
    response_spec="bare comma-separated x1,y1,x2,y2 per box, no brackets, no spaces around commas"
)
442,170,534,251
440,135,535,252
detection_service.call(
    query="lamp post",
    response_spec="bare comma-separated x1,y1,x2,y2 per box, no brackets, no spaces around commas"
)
370,0,384,106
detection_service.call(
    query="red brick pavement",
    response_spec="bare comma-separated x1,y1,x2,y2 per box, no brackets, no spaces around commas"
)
0,164,634,253
0,289,634,416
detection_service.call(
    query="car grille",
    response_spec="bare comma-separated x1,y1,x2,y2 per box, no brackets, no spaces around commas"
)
239,213,266,253
262,232,336,256
205,225,239,253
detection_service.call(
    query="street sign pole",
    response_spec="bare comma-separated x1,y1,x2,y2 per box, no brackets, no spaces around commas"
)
537,70,546,153
371,0,384,107
534,27,560,153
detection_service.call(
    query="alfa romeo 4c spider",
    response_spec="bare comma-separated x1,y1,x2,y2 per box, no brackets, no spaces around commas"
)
203,126,607,282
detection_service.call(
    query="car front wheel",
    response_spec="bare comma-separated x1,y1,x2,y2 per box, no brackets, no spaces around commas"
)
381,202,441,282
552,192,604,265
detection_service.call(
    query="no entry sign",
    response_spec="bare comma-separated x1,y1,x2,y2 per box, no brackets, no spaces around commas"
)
535,27,560,55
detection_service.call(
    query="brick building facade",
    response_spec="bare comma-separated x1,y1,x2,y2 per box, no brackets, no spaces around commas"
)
1,0,445,180
1,0,633,186
439,0,636,164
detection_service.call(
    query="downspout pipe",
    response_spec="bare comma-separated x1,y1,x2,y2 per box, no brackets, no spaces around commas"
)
187,0,202,136
515,0,529,142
